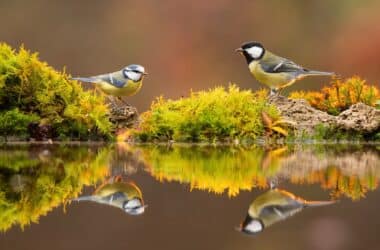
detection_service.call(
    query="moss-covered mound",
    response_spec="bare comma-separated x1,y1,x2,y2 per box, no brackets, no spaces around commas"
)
0,43,112,140
135,85,285,143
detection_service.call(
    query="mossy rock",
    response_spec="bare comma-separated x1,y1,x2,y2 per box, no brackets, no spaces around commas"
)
0,43,113,140
134,85,287,143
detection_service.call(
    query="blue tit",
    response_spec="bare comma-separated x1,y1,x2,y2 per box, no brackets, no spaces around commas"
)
73,181,146,215
239,188,337,234
236,41,334,95
71,64,147,103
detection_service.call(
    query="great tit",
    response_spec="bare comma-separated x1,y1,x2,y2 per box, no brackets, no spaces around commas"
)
239,188,337,234
73,181,146,215
72,64,147,104
236,41,334,95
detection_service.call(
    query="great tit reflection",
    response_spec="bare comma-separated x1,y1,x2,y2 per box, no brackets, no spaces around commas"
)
239,188,337,234
73,177,146,215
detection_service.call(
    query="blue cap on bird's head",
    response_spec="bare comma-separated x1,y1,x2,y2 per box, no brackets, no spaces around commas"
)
122,64,148,81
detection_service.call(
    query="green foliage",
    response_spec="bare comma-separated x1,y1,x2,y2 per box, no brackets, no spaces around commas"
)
312,124,364,141
135,85,281,143
0,109,39,139
290,76,380,115
0,43,112,139
0,145,111,231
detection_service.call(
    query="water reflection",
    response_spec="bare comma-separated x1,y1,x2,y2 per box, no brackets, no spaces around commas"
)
239,188,337,235
0,143,378,233
0,145,110,232
73,176,146,215
141,145,380,199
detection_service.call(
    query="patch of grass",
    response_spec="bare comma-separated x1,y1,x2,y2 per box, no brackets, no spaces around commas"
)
290,76,380,115
135,85,283,143
312,124,364,141
0,43,112,140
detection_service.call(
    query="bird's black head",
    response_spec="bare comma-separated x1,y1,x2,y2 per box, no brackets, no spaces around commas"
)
239,214,265,235
236,41,265,64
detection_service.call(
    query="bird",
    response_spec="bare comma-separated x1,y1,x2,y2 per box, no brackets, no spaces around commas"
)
236,41,334,95
73,178,146,215
238,188,337,235
71,64,147,105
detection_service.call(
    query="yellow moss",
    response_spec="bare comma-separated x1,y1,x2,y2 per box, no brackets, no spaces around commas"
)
135,85,282,142
0,43,112,139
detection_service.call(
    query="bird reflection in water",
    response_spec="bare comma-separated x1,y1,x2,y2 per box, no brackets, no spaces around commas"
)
73,175,146,215
239,188,337,234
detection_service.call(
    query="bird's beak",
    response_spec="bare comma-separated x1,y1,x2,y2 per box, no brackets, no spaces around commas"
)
143,72,149,76
235,48,243,53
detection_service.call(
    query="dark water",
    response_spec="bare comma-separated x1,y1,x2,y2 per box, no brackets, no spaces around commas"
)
0,143,379,250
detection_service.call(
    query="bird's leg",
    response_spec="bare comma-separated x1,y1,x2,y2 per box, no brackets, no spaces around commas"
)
269,178,279,189
270,88,279,96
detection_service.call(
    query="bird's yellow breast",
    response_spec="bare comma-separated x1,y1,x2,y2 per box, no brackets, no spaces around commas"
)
248,61,293,89
96,79,142,97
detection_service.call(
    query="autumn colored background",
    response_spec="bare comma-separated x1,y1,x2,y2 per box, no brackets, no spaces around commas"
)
1,0,380,111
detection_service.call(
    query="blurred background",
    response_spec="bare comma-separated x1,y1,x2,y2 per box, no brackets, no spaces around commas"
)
1,0,380,111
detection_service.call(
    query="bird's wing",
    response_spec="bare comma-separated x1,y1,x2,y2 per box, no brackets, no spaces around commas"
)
260,204,303,218
72,72,127,88
260,53,307,74
97,73,127,88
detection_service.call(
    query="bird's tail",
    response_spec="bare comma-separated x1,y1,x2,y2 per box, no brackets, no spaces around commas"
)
71,77,97,83
305,70,335,76
305,200,338,207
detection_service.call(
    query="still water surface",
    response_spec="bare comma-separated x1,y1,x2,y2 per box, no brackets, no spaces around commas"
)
0,143,379,250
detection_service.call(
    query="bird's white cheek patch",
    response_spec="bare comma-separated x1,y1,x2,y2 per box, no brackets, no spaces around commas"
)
125,199,142,209
126,71,142,81
246,46,263,58
245,220,263,233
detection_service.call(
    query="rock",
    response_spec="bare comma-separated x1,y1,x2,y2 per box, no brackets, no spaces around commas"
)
28,122,54,141
269,95,336,134
336,103,380,133
269,96,379,136
109,103,139,129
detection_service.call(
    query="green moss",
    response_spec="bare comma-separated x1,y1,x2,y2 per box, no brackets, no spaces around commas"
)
135,85,281,143
311,124,380,141
0,43,113,140
0,108,39,140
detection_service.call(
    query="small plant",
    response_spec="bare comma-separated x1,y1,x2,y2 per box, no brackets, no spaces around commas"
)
135,85,280,143
261,111,295,137
0,43,113,140
290,76,380,115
